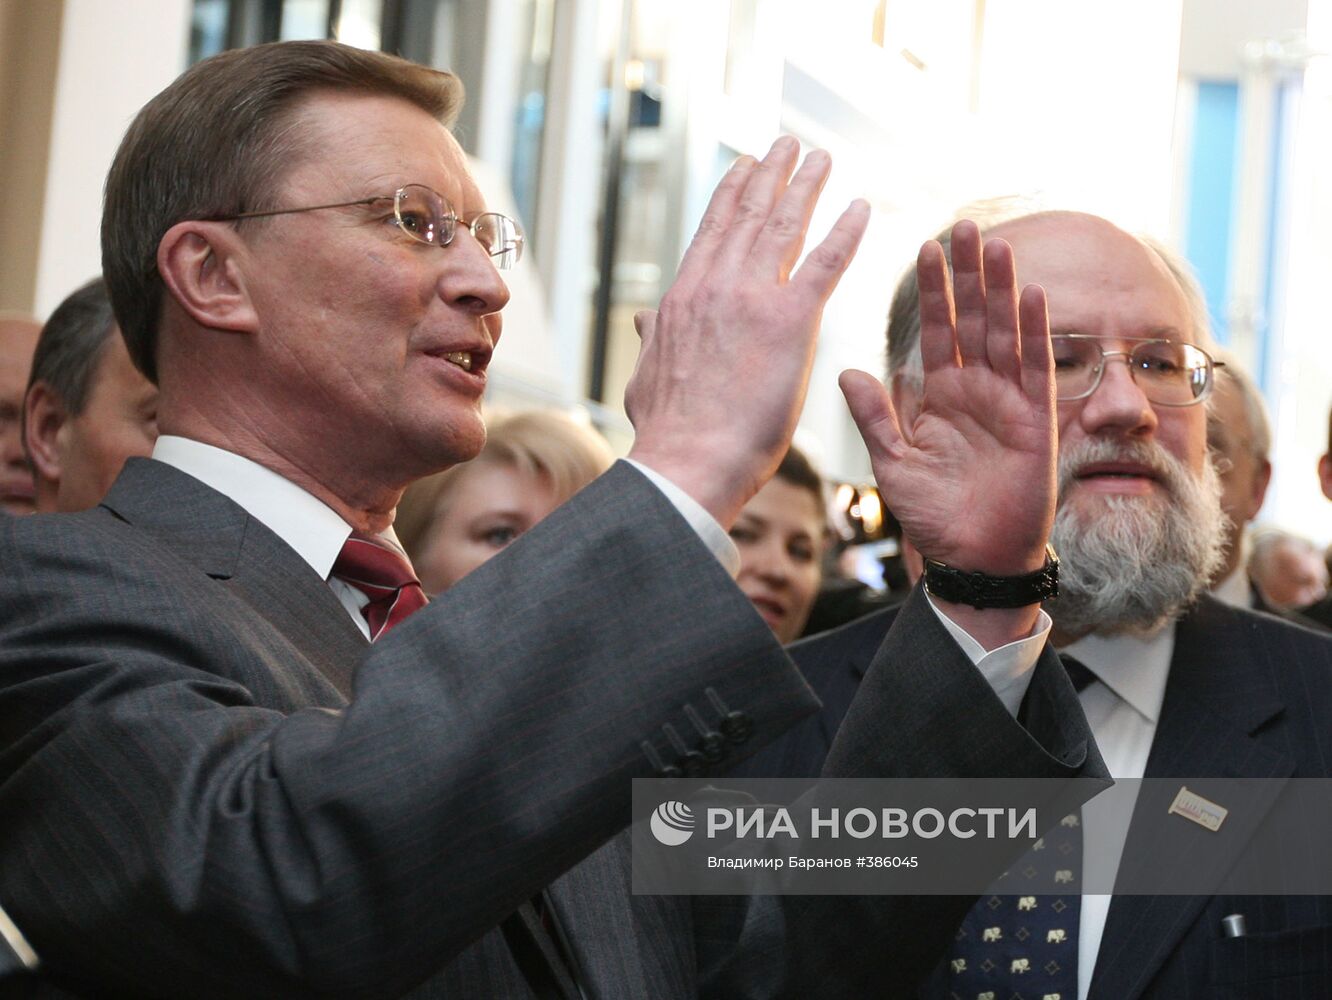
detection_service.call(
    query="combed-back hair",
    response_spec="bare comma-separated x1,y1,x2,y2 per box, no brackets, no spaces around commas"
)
25,277,117,415
102,40,464,383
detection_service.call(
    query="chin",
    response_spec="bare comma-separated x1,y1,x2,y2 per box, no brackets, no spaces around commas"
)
397,418,487,478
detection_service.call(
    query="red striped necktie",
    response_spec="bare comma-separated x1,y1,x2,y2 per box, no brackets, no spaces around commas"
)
331,531,429,640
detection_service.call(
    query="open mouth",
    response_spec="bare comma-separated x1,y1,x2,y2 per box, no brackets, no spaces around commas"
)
442,351,473,372
748,596,787,621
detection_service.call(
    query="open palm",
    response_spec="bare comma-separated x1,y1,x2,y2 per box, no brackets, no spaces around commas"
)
843,222,1056,577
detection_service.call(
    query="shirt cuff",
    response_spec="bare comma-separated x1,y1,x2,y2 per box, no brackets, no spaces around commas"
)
924,592,1052,717
623,459,741,577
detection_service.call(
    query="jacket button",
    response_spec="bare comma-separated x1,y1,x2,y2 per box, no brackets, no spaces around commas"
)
698,731,726,762
680,750,706,777
719,711,752,744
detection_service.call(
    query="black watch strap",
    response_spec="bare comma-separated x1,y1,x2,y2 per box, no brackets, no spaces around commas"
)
923,545,1059,610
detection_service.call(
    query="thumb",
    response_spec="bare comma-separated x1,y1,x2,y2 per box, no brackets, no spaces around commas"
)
839,369,904,463
633,309,657,341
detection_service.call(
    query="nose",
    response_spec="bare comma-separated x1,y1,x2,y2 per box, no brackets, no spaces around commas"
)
750,538,793,587
1071,354,1158,439
1,422,25,467
438,229,511,327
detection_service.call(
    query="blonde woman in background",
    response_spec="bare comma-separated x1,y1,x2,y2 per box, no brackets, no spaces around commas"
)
396,410,615,592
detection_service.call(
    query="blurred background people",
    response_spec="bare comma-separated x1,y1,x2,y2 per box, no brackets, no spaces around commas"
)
0,314,42,514
396,409,614,592
1300,408,1332,627
1249,529,1329,612
22,278,158,513
729,445,828,644
1205,352,1272,609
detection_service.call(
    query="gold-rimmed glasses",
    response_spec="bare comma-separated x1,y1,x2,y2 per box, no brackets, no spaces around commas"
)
207,183,524,269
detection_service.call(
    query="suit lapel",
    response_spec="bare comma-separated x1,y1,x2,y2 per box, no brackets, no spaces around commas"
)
1088,597,1294,1000
101,458,367,699
817,606,897,750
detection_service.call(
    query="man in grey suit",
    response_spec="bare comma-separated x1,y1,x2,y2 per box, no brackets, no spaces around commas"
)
0,41,1097,999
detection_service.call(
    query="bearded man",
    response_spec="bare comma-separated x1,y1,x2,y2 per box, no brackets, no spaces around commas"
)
744,211,1332,999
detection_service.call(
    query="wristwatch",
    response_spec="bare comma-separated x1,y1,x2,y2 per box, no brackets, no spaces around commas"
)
923,544,1059,609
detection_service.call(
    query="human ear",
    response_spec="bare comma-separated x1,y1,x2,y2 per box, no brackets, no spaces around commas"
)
156,221,260,334
23,381,68,482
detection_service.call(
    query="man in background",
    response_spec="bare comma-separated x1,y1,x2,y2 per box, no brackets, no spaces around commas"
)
0,314,41,514
1204,353,1273,609
1297,407,1332,628
1250,529,1330,613
22,277,157,512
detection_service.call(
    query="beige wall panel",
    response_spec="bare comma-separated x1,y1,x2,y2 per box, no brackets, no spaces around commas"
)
0,0,63,314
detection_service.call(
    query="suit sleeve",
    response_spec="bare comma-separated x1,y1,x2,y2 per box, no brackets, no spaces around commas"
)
0,462,818,998
698,585,1107,998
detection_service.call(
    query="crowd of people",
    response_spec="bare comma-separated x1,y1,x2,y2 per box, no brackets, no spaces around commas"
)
1,36,1331,1000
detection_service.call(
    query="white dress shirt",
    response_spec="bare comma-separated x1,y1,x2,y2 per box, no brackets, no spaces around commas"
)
1060,623,1175,1000
1211,564,1255,610
152,435,1048,717
151,438,743,640
935,595,1175,1000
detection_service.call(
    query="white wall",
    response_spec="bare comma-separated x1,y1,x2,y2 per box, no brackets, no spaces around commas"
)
33,0,192,317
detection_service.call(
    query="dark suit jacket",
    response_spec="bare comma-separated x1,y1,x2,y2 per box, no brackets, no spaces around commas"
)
741,596,1332,999
0,460,1102,998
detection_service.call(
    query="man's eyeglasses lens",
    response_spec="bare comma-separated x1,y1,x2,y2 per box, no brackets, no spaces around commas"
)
1051,336,1213,405
394,184,524,269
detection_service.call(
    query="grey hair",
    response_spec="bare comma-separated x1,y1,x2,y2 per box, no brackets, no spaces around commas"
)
1251,529,1321,571
1207,348,1271,463
885,197,1046,385
884,205,1215,386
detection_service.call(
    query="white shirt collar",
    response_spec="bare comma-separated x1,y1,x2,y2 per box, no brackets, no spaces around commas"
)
1210,564,1254,610
1059,621,1175,725
151,435,354,579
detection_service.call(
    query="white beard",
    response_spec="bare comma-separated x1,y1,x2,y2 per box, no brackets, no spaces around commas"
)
1045,438,1227,636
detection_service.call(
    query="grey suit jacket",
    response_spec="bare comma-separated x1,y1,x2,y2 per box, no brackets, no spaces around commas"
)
0,458,818,998
0,459,1102,998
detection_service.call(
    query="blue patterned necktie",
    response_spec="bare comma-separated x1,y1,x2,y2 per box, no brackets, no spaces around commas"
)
935,656,1095,1000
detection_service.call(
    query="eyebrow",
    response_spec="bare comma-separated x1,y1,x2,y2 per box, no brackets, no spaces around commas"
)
1049,325,1186,340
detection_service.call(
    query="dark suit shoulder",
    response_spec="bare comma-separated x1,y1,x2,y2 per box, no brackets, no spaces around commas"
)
732,603,901,779
1189,595,1332,682
1173,596,1332,777
793,601,899,689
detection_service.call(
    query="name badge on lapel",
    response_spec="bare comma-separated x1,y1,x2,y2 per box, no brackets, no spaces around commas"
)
1168,786,1229,832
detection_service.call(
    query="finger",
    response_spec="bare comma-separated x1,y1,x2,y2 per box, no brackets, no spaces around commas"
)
633,309,657,341
1017,283,1054,404
982,238,1021,380
716,136,801,267
949,221,988,367
788,198,870,307
916,240,958,376
672,155,759,291
748,148,832,280
839,369,905,466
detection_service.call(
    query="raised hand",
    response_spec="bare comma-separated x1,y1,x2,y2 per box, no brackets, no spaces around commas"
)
625,137,870,528
841,221,1056,633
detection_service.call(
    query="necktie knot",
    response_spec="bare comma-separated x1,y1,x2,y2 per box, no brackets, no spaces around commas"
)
332,531,428,639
